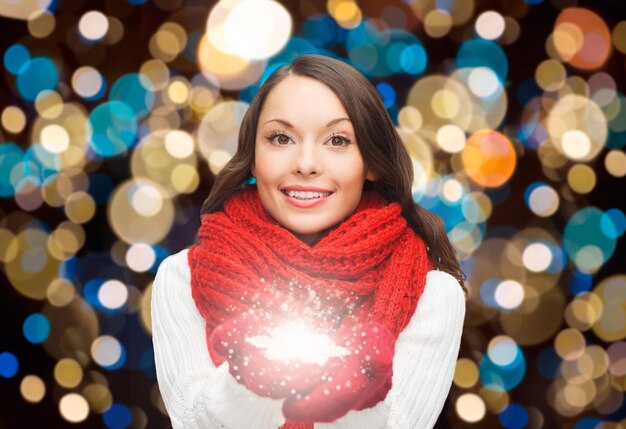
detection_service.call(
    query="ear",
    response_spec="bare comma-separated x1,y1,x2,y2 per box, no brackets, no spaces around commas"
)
365,167,378,182
250,163,255,176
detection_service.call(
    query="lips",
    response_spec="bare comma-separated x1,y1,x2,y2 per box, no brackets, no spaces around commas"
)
280,189,333,208
280,186,334,193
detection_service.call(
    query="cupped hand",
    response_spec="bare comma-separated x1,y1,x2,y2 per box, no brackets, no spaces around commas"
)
209,310,331,399
281,321,396,423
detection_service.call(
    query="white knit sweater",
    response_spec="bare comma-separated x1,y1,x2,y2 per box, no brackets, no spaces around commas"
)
151,249,466,429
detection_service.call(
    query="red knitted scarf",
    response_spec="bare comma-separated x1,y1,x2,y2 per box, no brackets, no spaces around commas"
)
188,186,432,428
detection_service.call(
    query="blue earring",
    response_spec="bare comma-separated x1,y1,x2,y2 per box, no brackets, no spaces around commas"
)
241,174,256,187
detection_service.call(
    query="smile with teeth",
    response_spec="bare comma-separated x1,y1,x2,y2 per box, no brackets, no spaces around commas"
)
282,190,333,200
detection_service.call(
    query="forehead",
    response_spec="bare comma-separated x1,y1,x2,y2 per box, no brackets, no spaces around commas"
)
259,76,350,124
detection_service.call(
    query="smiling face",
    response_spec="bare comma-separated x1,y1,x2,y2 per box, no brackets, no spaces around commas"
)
251,76,377,247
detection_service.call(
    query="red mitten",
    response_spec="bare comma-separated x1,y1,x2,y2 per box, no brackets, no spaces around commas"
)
209,310,329,399
282,322,396,423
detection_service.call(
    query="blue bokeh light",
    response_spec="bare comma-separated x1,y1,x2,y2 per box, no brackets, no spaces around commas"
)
23,313,51,344
0,143,24,198
3,44,30,75
536,346,561,380
499,403,529,429
103,403,132,429
457,39,508,81
480,342,526,391
88,101,138,157
376,82,396,108
109,73,155,119
16,57,59,101
0,352,19,378
601,208,626,239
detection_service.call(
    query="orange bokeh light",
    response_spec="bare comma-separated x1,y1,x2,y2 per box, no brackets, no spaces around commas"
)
554,8,611,70
462,129,517,188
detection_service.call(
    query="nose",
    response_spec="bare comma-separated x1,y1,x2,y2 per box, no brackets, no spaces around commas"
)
293,140,320,176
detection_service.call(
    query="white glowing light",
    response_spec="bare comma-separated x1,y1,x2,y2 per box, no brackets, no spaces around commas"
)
246,322,350,365
494,279,524,310
442,178,464,203
98,280,128,310
475,11,505,41
561,130,591,160
523,242,553,272
487,335,519,366
78,11,108,41
126,243,156,272
468,67,501,98
207,0,291,61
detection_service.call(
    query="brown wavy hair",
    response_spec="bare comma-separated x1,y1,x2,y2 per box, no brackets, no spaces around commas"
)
200,54,467,294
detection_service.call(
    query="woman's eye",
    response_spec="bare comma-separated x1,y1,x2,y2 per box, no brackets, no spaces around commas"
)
270,134,291,145
329,135,350,147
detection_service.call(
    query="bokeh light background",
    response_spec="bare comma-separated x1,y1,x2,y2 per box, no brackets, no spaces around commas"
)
1,0,625,427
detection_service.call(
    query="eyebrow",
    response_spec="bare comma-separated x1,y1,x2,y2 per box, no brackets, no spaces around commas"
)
262,117,351,128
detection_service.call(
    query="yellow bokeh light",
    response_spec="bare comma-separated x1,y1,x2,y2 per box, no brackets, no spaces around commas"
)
28,11,55,38
83,383,113,414
453,358,479,388
64,191,96,224
546,95,607,162
613,21,626,54
108,178,174,244
171,164,199,193
567,164,596,194
592,275,626,342
140,283,153,335
605,150,626,177
552,22,584,61
197,33,267,90
2,106,27,134
432,89,461,119
564,292,603,331
479,386,509,412
35,90,63,119
555,328,586,361
166,80,190,105
140,59,170,91
536,59,567,92
47,278,76,307
397,106,423,133
0,229,19,263
20,375,46,403
328,0,362,29
54,358,84,388
424,9,452,39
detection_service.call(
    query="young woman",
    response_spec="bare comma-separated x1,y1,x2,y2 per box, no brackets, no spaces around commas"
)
152,54,467,429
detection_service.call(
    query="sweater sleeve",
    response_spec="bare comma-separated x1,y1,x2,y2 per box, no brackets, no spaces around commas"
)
151,249,286,429
316,269,466,429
